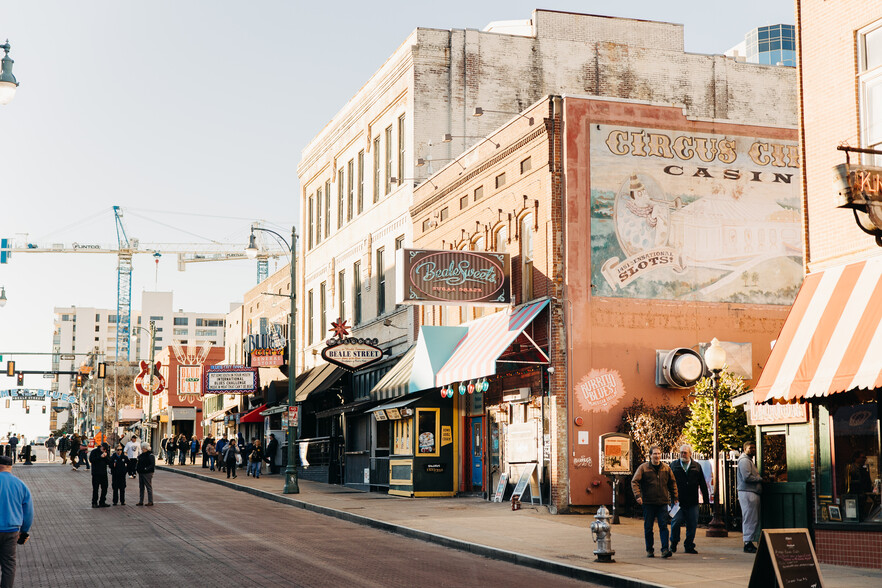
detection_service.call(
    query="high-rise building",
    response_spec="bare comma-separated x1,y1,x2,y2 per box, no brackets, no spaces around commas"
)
726,24,797,66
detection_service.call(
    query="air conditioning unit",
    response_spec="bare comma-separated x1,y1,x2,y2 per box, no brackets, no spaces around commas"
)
502,387,530,403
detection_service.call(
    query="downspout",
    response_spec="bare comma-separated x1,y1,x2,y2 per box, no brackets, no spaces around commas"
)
795,0,811,273
550,94,566,513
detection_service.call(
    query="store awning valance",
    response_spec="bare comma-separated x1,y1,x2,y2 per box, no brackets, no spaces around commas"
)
260,405,288,416
294,363,346,402
366,392,425,413
370,345,417,402
238,404,267,424
754,256,882,404
434,298,550,387
314,398,379,419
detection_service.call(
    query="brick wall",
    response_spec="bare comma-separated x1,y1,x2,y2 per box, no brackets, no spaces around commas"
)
815,529,882,569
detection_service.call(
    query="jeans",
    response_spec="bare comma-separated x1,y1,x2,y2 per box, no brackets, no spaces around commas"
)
208,456,216,471
670,504,699,549
190,451,197,464
139,473,154,504
248,461,260,478
642,503,670,553
0,531,18,588
178,452,186,465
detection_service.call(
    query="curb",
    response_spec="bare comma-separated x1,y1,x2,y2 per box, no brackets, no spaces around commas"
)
158,465,666,588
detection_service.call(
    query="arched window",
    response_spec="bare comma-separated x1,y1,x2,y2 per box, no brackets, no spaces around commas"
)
520,213,534,302
495,226,508,252
473,236,485,251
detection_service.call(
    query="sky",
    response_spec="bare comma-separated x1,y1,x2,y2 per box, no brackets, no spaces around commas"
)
0,0,796,379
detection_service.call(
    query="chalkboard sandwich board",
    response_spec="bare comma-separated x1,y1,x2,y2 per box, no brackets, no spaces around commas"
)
748,528,824,588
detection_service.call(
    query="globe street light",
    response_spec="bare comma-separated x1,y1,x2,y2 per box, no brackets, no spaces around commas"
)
704,337,729,537
0,41,19,106
246,225,299,494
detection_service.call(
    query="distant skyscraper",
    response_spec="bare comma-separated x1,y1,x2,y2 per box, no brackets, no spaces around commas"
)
726,24,796,67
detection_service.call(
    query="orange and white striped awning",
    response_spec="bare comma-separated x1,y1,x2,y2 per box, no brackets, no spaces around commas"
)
754,256,882,403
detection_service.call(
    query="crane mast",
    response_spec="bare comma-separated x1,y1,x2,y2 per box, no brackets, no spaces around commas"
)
114,206,134,361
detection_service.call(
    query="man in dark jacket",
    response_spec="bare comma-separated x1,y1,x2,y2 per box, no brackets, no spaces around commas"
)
631,445,678,558
136,443,156,506
265,434,279,475
89,443,111,507
69,435,81,470
110,445,129,506
669,444,710,554
58,434,71,464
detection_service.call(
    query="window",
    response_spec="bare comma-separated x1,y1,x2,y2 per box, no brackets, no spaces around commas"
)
823,401,880,524
338,270,346,321
324,180,332,236
440,207,449,222
150,316,163,322
416,408,440,456
520,214,534,302
95,325,99,332
307,289,314,345
460,194,469,209
376,247,386,316
373,136,381,203
422,218,431,232
495,173,506,189
174,317,188,326
474,186,484,202
308,195,315,250
353,261,362,325
195,329,217,337
395,235,405,251
385,126,393,195
173,328,188,336
95,313,101,321
473,236,485,251
860,22,882,163
357,150,365,214
337,168,345,228
347,159,354,222
398,114,406,184
520,157,532,174
393,417,413,455
196,319,223,327
316,187,322,244
320,282,327,340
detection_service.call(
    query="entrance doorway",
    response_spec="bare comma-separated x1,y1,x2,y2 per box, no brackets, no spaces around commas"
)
470,417,484,490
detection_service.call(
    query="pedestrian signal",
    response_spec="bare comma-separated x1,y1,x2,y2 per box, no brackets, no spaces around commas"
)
6,361,14,377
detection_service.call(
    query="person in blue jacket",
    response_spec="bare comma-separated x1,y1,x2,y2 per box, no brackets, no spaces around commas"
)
0,454,34,587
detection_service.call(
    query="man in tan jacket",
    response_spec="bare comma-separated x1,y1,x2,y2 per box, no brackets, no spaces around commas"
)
631,445,678,558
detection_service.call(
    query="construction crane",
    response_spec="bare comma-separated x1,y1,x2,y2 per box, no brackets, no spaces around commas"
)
1,206,286,361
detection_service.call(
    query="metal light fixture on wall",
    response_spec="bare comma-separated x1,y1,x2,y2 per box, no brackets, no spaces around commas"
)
0,286,7,307
833,147,882,246
0,41,19,106
473,106,534,125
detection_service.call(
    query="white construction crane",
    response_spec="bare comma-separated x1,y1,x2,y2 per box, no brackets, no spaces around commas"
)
0,206,286,361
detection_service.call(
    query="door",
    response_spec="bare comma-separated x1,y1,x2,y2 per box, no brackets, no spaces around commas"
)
470,417,484,490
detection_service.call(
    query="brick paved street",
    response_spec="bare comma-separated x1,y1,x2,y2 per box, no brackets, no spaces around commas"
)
11,464,596,588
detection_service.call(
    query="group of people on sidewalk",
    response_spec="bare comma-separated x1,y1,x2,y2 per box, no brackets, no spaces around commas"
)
631,441,762,559
159,432,280,480
87,435,156,508
158,434,203,466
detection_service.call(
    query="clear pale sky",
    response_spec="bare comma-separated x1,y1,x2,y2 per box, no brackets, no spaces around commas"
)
0,1,795,378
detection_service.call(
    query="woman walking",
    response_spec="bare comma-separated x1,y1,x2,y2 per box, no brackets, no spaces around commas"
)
247,439,263,479
177,434,188,466
189,436,200,465
136,442,155,506
205,439,217,471
222,441,239,479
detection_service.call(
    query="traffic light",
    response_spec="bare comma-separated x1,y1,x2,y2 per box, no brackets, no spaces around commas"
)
16,372,23,386
6,361,13,377
75,374,83,387
97,362,106,379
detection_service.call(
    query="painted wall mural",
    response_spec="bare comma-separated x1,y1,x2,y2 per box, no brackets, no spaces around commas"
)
590,125,803,303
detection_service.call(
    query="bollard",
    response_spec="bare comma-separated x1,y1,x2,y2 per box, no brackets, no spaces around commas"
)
511,494,521,511
590,505,616,563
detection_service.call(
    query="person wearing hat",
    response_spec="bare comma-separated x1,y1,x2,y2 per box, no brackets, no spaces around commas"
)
0,454,34,587
136,442,156,506
110,444,129,506
265,433,279,475
89,442,111,508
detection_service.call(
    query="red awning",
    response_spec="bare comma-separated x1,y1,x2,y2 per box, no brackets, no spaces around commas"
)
754,256,882,404
238,404,267,424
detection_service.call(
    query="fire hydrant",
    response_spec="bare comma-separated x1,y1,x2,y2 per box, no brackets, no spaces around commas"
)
590,505,616,563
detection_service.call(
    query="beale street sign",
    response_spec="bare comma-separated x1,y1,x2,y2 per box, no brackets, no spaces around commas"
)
396,249,511,306
321,318,385,371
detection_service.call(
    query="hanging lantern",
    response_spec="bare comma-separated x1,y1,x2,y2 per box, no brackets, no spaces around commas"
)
458,382,466,395
467,380,475,394
447,387,454,398
440,386,447,398
483,378,490,392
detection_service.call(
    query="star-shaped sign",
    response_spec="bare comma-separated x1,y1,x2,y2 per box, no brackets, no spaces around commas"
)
330,318,350,338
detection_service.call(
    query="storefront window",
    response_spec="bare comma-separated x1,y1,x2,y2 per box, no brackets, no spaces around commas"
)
830,401,881,523
392,418,412,455
417,408,439,457
761,431,788,483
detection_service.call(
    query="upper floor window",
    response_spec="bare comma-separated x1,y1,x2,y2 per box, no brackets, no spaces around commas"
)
337,168,345,228
495,226,508,252
520,214,534,303
495,173,506,189
308,194,315,250
338,270,346,322
357,150,365,215
520,157,532,174
440,207,449,222
385,126,393,195
860,21,882,163
347,159,355,222
398,114,406,184
174,317,188,326
324,180,332,236
460,194,469,210
316,187,323,244
353,261,362,325
374,136,381,203
377,247,386,316
320,282,327,339
474,186,484,202
307,289,315,345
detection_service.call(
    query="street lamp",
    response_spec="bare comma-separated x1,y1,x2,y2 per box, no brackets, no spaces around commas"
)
0,286,7,307
0,41,19,106
131,321,158,448
704,337,729,537
246,225,299,494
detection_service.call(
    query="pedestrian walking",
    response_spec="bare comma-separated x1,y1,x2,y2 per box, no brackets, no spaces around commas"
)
69,434,82,470
247,439,263,479
265,433,279,475
89,443,111,508
216,435,228,473
165,435,176,465
78,442,90,471
45,436,57,462
205,440,217,471
631,445,678,558
124,436,140,478
669,444,710,555
736,441,762,553
58,434,70,464
177,434,188,466
189,436,199,465
0,455,34,588
136,443,155,506
110,445,128,506
243,438,254,475
201,435,212,469
222,441,239,479
7,436,17,465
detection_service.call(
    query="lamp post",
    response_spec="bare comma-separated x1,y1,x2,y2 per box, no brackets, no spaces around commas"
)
0,286,7,307
246,225,299,494
0,41,19,106
132,321,157,448
704,337,729,537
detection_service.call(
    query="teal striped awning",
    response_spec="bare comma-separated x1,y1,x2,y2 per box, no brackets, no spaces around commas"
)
370,345,416,402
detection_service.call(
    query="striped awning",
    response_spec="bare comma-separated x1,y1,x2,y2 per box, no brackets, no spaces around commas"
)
435,298,549,387
370,346,417,402
754,256,882,403
295,363,346,402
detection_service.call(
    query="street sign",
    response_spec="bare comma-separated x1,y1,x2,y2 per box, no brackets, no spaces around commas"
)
60,354,75,361
288,405,299,426
42,374,55,379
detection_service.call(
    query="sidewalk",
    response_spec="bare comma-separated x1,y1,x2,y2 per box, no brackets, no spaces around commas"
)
159,462,881,588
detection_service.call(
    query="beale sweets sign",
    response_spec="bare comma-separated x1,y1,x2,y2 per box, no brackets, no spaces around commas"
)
396,249,511,306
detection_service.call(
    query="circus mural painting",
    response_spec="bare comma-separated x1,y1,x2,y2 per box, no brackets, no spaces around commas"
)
590,124,803,304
